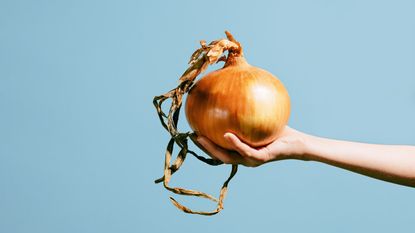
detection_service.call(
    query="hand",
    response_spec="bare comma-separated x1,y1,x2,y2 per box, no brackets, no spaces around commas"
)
196,126,309,167
194,126,415,187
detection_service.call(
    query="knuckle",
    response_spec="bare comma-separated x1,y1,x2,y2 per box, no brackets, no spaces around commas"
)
257,156,268,163
242,150,253,158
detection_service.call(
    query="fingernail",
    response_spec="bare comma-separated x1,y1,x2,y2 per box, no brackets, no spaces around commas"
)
224,133,232,140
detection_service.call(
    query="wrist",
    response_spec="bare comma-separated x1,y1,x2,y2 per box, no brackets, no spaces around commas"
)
299,133,322,161
280,130,317,161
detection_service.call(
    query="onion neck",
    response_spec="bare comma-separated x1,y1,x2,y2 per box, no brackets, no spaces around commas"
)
223,32,247,68
224,55,249,68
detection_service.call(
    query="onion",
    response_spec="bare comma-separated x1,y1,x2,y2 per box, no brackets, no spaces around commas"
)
186,55,290,149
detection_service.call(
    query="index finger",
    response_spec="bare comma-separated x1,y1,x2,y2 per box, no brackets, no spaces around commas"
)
197,136,243,165
224,133,264,158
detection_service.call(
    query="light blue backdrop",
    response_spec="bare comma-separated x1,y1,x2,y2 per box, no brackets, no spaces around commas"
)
1,0,414,232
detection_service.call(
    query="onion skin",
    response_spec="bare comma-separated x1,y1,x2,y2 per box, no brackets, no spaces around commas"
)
185,57,290,150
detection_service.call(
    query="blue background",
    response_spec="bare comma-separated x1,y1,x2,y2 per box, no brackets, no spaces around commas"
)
1,0,414,232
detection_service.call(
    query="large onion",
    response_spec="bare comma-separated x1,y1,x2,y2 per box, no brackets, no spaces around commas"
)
186,55,290,150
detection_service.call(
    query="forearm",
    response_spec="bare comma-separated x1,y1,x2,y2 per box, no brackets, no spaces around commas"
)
302,134,415,187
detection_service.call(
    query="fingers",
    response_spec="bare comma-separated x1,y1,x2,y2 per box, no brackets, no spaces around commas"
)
195,134,269,167
224,133,261,158
197,136,241,164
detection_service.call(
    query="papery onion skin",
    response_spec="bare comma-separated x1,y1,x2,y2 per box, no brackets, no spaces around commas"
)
185,57,290,150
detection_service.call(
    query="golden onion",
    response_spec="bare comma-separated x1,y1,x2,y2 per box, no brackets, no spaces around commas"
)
185,55,290,150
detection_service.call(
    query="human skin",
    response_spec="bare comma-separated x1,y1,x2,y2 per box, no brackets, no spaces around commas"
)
196,126,415,187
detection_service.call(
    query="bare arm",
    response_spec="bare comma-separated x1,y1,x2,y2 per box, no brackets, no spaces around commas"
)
196,127,415,187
